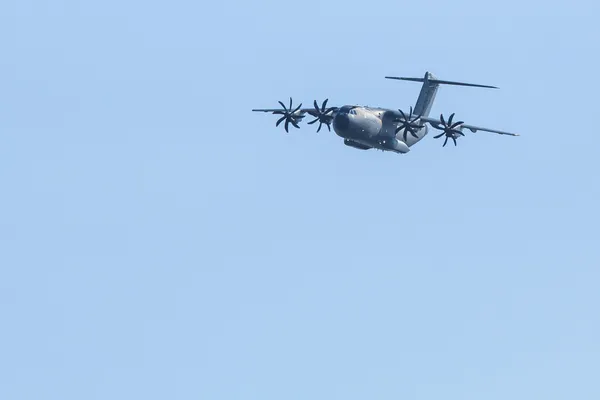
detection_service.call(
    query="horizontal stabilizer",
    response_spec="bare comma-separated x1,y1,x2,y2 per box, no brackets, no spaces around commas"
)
385,76,498,89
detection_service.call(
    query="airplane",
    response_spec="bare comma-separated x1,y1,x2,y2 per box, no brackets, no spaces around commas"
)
252,71,519,154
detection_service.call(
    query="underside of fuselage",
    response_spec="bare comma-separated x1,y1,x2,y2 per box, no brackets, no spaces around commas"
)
333,105,428,153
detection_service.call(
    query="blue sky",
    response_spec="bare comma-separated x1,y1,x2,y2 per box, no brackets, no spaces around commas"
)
1,0,599,399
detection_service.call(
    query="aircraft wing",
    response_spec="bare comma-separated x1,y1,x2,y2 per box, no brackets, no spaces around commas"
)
252,98,340,115
252,98,340,132
420,116,519,136
251,107,325,117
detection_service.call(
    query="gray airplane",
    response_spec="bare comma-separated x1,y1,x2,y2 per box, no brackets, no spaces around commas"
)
252,71,519,154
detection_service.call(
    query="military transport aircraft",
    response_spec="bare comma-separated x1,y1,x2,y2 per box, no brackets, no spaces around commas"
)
252,71,518,154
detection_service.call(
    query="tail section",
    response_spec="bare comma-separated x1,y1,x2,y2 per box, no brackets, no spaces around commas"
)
385,72,498,118
412,72,439,117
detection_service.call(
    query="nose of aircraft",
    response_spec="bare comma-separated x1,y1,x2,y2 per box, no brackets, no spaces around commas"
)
333,112,350,131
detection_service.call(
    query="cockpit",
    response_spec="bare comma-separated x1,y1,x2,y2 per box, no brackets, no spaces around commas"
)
338,105,359,115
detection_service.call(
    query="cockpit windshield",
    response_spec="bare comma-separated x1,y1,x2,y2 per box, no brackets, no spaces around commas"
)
339,105,358,115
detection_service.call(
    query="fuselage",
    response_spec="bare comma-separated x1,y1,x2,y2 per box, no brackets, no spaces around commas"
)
332,105,428,153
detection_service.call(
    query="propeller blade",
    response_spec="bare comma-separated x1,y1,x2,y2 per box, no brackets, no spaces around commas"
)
448,113,455,126
307,99,336,133
431,112,467,147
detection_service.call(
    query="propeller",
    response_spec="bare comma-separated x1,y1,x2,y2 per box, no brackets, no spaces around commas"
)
307,99,337,132
431,113,465,147
394,106,424,141
272,97,303,133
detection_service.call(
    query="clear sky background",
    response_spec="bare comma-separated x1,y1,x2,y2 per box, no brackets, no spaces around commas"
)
1,1,599,399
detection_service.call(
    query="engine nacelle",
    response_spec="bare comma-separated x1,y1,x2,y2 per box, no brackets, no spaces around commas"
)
292,111,306,122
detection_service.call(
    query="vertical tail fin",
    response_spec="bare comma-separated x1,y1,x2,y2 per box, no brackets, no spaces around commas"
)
413,72,439,117
385,72,498,118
